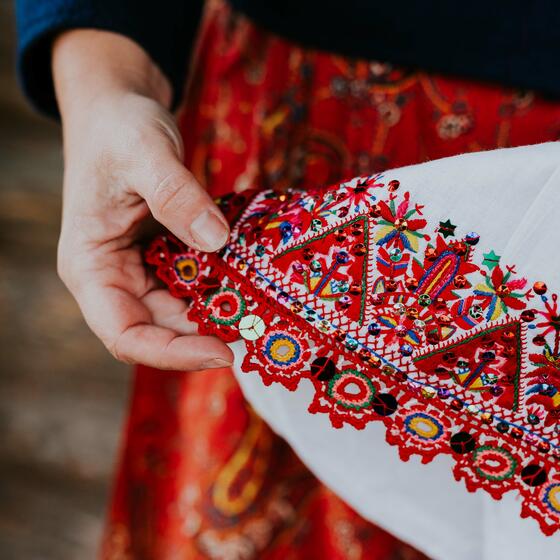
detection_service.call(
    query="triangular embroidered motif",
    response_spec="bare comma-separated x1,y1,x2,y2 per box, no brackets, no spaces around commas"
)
146,174,560,536
272,216,371,323
413,320,525,411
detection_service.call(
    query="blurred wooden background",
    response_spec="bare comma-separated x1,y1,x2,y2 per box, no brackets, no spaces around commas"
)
0,2,130,558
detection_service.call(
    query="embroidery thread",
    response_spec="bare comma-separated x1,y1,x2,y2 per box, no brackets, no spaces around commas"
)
145,175,560,536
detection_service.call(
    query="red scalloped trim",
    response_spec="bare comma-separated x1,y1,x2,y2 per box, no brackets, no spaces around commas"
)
144,178,560,537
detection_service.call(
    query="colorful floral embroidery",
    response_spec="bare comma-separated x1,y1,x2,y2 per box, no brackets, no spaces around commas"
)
145,175,560,536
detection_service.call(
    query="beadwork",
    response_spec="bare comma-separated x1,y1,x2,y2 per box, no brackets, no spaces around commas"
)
145,175,560,536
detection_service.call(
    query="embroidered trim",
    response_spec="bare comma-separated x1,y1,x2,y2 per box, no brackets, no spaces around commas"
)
145,177,560,536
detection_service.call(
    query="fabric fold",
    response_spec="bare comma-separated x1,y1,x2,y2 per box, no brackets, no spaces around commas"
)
145,143,560,559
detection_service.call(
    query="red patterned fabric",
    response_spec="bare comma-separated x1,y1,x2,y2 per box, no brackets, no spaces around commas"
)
145,170,560,535
102,1,560,558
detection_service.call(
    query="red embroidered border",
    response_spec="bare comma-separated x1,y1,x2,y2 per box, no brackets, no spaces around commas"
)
145,177,560,536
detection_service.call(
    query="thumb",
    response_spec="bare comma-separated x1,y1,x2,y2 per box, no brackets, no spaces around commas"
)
140,151,229,252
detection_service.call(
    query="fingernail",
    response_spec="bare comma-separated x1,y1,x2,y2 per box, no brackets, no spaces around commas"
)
190,210,229,251
200,358,233,369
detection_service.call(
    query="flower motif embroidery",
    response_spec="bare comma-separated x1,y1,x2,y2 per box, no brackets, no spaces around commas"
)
146,175,560,537
373,192,427,252
474,265,528,321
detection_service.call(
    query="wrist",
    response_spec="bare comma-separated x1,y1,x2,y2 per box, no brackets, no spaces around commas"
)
52,29,172,120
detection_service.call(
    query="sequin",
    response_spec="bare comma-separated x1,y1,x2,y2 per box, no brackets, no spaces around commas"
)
311,218,323,232
335,228,347,242
335,295,352,310
369,204,382,218
533,281,548,295
345,337,359,351
405,277,419,290
533,334,547,346
352,243,367,256
371,393,398,416
310,356,337,381
368,355,382,368
303,247,314,260
496,421,509,433
385,279,398,291
425,247,438,260
469,304,483,319
336,250,350,264
439,219,457,238
351,223,363,236
452,241,468,256
465,232,480,245
450,431,477,454
406,307,419,319
277,292,290,304
537,441,551,453
291,301,303,313
146,159,560,537
310,260,322,272
420,386,437,399
450,399,463,411
394,303,406,314
511,427,524,439
400,344,414,356
454,274,468,288
381,365,395,376
349,282,362,295
389,248,402,262
238,314,266,340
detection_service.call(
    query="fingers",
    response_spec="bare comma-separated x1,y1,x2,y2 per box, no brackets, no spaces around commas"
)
140,153,229,252
78,282,234,371
114,326,234,371
141,288,199,334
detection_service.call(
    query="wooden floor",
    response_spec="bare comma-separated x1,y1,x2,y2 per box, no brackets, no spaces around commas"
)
0,3,130,558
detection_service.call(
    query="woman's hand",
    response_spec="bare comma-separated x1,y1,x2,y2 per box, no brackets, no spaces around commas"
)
52,30,234,370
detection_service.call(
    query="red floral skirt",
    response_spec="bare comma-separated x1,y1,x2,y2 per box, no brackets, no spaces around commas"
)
102,2,560,558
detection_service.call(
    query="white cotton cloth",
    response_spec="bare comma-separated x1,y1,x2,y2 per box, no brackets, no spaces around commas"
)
230,143,560,560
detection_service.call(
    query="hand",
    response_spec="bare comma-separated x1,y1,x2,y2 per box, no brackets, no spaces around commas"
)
53,30,234,370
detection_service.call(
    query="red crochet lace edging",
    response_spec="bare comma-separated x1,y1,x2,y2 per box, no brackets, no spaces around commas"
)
145,233,560,537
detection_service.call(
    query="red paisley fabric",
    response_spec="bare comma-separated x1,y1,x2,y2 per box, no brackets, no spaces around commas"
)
102,2,560,558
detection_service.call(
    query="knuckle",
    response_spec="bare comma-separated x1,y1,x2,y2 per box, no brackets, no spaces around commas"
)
152,355,171,371
108,336,136,365
151,173,196,219
56,258,70,284
151,340,175,371
56,248,76,288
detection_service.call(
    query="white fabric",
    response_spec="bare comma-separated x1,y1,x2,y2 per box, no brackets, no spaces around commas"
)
230,144,560,560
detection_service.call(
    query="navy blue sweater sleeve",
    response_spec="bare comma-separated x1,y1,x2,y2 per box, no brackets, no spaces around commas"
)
16,0,203,117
